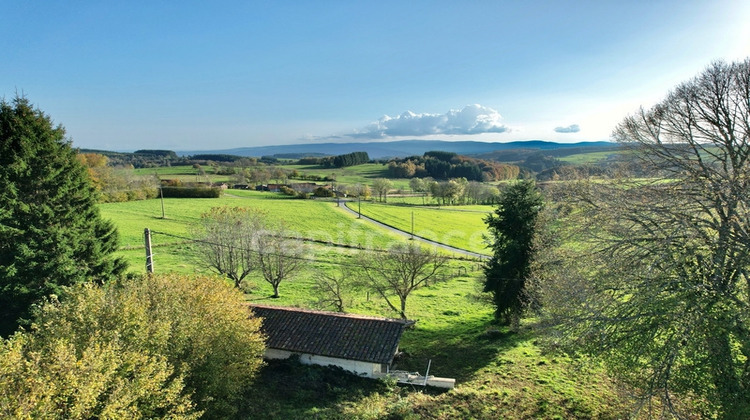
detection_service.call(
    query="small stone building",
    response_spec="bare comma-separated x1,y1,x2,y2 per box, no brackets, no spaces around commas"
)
251,305,408,377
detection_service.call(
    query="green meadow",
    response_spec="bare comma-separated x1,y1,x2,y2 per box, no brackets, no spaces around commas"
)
133,163,415,189
558,150,618,165
100,191,627,418
133,164,232,183
346,201,493,255
100,191,407,274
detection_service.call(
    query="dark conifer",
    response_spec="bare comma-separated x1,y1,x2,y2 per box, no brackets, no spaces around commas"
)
483,180,543,328
0,97,126,336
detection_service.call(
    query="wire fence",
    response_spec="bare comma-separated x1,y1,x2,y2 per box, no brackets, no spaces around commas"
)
146,229,486,271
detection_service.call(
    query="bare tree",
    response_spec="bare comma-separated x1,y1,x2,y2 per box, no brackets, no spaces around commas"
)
256,222,305,298
192,206,265,289
312,266,358,312
358,243,448,319
540,59,750,418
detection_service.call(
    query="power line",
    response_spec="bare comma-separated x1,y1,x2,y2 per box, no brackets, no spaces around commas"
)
148,229,484,270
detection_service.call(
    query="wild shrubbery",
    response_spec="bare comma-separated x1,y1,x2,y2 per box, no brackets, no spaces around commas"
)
0,274,265,419
78,153,160,202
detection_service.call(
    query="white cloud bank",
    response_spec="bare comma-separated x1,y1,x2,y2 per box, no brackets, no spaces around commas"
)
346,104,510,139
554,124,580,133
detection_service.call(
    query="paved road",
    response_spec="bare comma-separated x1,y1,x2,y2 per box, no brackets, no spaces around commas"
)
336,201,489,260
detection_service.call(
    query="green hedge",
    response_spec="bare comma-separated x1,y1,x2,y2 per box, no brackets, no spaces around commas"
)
160,186,223,198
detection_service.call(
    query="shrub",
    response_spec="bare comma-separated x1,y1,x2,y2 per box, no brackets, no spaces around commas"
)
0,274,265,419
313,186,334,197
279,185,296,196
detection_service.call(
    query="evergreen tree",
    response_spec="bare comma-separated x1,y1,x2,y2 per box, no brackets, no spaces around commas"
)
484,180,543,329
0,97,126,336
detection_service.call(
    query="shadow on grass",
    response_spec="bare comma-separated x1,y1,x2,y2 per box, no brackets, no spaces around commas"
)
394,315,524,384
238,357,392,419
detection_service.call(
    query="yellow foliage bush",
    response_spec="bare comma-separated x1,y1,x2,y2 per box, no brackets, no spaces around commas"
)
0,274,265,419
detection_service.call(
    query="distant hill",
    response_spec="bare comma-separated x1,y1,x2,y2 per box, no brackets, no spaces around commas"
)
177,139,615,159
472,144,622,163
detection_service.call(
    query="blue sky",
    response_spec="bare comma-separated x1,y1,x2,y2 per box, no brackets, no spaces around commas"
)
2,1,748,151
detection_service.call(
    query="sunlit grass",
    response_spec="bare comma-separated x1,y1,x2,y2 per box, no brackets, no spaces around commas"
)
99,192,627,419
345,201,493,255
101,193,409,275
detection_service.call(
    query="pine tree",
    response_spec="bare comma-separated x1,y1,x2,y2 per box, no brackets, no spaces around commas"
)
484,180,543,328
0,97,126,336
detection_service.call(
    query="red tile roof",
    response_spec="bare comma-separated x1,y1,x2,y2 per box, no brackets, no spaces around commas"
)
251,305,408,365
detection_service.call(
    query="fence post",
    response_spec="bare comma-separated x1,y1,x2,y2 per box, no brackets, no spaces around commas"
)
144,228,154,273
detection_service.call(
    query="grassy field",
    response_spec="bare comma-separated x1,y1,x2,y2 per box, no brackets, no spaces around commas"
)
283,162,414,190
133,162,415,190
346,200,493,255
100,191,408,275
559,151,618,165
100,192,628,418
239,280,627,419
283,162,387,182
133,164,234,184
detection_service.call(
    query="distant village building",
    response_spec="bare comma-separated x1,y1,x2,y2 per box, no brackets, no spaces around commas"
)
267,183,285,192
290,182,317,193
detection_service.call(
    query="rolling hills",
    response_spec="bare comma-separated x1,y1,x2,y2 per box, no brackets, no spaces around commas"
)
177,139,617,159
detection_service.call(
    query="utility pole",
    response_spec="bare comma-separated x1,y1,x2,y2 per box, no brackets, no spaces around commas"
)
144,228,154,273
358,194,361,219
155,171,165,219
159,185,165,219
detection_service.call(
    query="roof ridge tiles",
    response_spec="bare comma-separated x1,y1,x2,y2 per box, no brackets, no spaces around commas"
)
249,303,412,324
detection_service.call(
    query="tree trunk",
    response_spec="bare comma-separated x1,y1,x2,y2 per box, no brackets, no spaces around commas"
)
708,329,747,417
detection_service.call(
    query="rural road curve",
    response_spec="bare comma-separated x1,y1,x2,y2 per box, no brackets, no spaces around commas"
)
335,201,489,260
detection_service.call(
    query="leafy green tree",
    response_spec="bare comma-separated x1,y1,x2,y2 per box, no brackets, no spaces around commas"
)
540,59,750,418
0,97,126,336
371,178,393,202
409,177,426,193
483,180,544,329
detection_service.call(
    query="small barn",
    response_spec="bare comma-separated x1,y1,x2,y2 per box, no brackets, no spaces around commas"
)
251,305,408,378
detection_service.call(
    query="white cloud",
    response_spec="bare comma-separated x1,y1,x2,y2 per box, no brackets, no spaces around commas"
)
554,124,580,133
346,104,510,138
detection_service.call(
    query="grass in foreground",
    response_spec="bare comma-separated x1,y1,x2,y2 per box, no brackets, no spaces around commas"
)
240,318,628,419
238,268,627,419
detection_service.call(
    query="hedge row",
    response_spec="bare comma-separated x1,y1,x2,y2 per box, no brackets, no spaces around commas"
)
160,186,223,198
